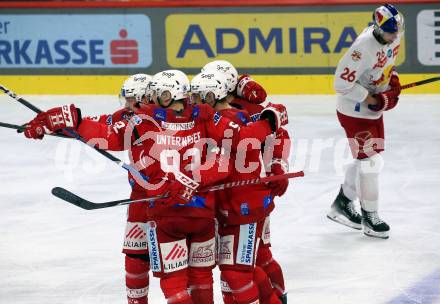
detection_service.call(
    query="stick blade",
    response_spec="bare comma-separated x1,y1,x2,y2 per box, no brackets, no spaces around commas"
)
51,187,95,210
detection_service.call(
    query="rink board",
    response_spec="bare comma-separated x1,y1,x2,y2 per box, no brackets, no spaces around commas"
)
0,74,439,95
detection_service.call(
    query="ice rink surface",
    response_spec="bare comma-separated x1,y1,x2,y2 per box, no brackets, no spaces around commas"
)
0,94,439,304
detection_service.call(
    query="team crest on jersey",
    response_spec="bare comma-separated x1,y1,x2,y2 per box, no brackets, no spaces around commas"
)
106,115,113,125
351,50,362,62
154,109,167,121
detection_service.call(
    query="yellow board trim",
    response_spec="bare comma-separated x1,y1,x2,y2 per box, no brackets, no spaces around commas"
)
0,74,439,95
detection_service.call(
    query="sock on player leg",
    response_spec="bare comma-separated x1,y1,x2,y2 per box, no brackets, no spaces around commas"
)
160,273,193,304
125,254,150,304
188,267,213,304
222,270,259,304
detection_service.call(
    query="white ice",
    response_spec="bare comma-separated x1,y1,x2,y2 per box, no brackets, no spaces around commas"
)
0,94,439,304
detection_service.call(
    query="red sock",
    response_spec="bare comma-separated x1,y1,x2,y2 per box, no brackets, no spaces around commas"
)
188,268,213,304
221,270,259,304
160,273,193,304
125,255,150,304
220,273,236,304
254,266,281,304
257,247,285,297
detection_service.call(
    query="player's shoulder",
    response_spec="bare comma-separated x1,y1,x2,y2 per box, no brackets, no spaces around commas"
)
193,103,215,120
220,107,251,125
111,108,133,123
236,98,264,116
134,103,156,117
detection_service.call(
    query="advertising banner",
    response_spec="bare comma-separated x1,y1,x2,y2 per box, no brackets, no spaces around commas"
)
166,12,405,68
0,14,152,69
417,9,440,66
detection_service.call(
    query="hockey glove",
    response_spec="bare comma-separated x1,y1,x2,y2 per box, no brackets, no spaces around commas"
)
369,90,399,112
268,159,289,197
24,104,81,139
389,68,401,96
260,103,289,132
166,171,200,205
237,74,267,104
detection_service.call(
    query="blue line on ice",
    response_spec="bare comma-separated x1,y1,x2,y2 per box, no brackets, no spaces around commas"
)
386,267,440,304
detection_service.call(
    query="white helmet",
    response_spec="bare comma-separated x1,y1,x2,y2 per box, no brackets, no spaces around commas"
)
191,71,229,102
151,70,189,101
120,73,152,103
201,60,238,93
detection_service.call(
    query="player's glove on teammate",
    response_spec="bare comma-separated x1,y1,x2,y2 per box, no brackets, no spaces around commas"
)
165,172,200,205
260,103,289,132
24,104,81,139
237,74,267,104
268,160,289,197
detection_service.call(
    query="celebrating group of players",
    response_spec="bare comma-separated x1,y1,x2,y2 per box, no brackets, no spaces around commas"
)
20,2,407,303
22,60,291,304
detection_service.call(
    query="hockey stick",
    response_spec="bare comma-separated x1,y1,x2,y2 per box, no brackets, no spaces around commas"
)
0,85,148,182
0,121,26,132
51,187,167,210
0,121,74,139
401,76,440,90
199,170,305,192
51,171,304,210
0,85,71,138
0,84,46,114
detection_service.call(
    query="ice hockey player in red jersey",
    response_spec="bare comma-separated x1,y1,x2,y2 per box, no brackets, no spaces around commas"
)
202,60,290,303
191,70,290,304
111,74,153,304
44,73,153,304
202,59,267,112
22,69,288,304
329,4,404,239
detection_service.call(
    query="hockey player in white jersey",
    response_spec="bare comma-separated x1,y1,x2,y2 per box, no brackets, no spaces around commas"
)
328,4,404,239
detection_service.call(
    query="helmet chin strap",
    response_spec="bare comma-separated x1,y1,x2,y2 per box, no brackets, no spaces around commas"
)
133,94,147,109
373,26,389,45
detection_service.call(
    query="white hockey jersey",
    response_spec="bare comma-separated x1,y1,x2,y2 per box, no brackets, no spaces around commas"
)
334,26,402,119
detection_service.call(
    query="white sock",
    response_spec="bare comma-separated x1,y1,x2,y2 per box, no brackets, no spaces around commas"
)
342,161,359,201
358,154,383,212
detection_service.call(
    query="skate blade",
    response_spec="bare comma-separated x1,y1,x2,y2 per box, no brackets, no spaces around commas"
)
327,211,362,230
363,226,389,239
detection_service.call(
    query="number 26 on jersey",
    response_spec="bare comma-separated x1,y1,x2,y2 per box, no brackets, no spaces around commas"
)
340,68,356,83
